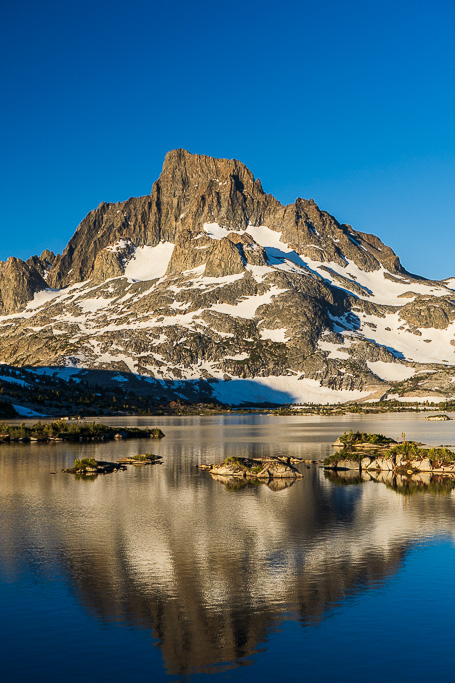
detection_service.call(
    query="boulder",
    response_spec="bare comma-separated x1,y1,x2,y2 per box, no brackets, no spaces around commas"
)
410,458,432,471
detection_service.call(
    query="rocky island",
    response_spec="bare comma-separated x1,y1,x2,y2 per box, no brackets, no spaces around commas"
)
64,457,127,475
325,430,455,475
424,414,451,421
64,453,163,476
200,456,303,480
116,453,162,465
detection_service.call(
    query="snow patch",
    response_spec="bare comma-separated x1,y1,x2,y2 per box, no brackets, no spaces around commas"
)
202,223,237,240
357,312,455,364
246,265,274,282
201,274,244,286
77,297,115,313
210,286,287,319
259,328,289,343
366,361,416,382
26,288,62,309
387,394,450,404
32,367,83,382
125,242,174,281
318,339,351,360
12,405,45,417
212,376,370,405
0,375,29,387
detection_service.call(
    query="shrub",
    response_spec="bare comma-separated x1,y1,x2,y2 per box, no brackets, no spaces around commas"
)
74,457,98,471
339,430,395,446
133,453,160,461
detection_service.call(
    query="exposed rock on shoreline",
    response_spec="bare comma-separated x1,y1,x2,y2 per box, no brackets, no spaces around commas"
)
200,456,303,480
325,431,455,475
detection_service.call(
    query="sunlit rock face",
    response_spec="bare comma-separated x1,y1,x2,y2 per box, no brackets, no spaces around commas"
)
2,149,455,405
1,443,455,675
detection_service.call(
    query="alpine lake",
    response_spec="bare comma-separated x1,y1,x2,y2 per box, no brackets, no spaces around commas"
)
2,412,455,682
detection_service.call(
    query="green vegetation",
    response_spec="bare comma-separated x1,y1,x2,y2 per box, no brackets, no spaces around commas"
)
148,428,165,438
73,457,98,472
324,431,455,468
324,450,364,465
66,457,127,475
132,453,161,461
274,399,455,416
4,361,455,418
225,456,263,473
0,366,232,417
338,430,396,446
323,431,396,465
0,420,165,442
386,442,455,466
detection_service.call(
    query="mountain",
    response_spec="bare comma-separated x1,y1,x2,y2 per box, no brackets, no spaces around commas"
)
1,148,455,407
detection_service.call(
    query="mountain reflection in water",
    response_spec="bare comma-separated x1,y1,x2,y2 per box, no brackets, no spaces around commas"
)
2,415,455,677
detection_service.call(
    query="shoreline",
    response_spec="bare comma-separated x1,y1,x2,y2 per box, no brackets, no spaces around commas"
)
5,404,455,423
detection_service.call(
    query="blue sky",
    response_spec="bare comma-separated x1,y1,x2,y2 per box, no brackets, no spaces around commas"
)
1,0,454,279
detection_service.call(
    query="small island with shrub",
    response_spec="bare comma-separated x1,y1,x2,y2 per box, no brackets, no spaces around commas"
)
116,453,162,465
199,456,303,480
64,458,127,475
64,452,163,476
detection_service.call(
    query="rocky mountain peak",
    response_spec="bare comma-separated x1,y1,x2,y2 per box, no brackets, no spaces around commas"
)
40,149,407,293
1,150,453,407
160,149,259,197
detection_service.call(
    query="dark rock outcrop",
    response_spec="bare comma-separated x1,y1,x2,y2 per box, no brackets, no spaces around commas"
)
0,258,46,314
26,250,55,279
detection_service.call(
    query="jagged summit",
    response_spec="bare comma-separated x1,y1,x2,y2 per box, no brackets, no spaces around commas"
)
0,149,454,406
41,148,404,290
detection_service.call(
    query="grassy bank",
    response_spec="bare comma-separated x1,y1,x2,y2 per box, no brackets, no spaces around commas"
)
0,421,165,442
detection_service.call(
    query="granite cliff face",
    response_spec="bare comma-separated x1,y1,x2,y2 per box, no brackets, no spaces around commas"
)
1,149,455,405
0,258,47,315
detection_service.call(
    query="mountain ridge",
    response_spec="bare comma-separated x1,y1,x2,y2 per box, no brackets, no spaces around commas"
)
1,149,454,407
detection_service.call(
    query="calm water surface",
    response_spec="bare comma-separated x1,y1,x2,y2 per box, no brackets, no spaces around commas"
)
2,414,455,682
